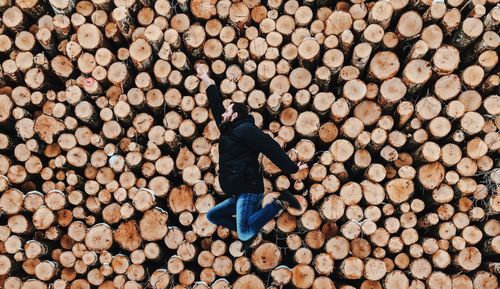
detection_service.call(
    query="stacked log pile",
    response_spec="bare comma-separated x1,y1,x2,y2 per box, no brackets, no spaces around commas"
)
0,0,499,288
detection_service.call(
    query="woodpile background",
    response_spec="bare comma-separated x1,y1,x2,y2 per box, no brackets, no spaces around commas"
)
0,0,499,288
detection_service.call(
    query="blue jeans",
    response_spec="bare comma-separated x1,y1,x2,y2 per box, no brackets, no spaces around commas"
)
206,193,281,241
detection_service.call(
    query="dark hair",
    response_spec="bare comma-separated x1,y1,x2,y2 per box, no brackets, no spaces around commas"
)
230,102,250,119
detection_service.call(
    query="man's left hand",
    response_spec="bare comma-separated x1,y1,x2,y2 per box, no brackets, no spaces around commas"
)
297,161,308,170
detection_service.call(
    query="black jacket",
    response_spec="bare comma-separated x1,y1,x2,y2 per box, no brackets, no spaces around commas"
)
206,84,299,195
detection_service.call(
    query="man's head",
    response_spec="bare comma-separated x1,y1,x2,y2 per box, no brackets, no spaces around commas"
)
222,102,250,123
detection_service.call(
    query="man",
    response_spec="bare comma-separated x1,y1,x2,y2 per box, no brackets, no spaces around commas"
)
195,63,307,248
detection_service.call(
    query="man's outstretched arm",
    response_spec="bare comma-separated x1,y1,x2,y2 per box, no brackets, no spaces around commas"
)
233,124,301,175
205,84,225,127
196,64,225,127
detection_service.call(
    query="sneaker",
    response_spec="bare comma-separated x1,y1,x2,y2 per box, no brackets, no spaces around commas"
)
277,190,301,210
272,202,285,217
241,233,262,254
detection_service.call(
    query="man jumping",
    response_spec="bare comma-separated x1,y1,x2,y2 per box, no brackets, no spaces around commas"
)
195,63,307,248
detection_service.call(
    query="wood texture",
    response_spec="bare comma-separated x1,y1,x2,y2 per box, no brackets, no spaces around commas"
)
0,1,499,289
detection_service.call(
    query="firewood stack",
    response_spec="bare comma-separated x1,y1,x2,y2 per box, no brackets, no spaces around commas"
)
0,0,499,288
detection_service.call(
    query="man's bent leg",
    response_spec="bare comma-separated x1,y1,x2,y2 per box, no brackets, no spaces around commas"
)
206,197,237,231
236,193,282,241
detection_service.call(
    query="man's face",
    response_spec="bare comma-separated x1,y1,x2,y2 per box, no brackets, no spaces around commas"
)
222,103,238,123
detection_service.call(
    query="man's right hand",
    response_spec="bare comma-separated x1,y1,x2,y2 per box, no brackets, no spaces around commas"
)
195,63,209,79
195,63,215,86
